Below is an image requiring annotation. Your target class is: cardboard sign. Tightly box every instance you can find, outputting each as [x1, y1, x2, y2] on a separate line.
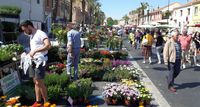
[0, 70, 20, 94]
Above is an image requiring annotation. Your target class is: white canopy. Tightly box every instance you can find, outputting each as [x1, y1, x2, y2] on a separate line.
[137, 24, 155, 28]
[156, 24, 179, 28]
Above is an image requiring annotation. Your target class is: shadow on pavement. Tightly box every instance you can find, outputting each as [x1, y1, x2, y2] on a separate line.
[175, 82, 200, 90]
[194, 66, 200, 71]
[152, 67, 168, 71]
[89, 95, 105, 105]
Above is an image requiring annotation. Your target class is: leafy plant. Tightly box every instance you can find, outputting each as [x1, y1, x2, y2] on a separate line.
[14, 84, 35, 101]
[67, 82, 79, 99]
[0, 6, 21, 15]
[44, 73, 70, 89]
[77, 78, 93, 99]
[106, 36, 122, 51]
[51, 23, 67, 45]
[47, 85, 62, 101]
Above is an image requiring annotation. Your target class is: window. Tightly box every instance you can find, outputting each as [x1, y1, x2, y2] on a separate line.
[180, 10, 183, 16]
[188, 8, 190, 15]
[37, 0, 40, 4]
[194, 7, 198, 16]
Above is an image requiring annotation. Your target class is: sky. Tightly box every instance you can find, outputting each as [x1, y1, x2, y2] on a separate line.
[99, 0, 189, 20]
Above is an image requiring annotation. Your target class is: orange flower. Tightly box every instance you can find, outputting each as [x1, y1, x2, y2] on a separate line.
[44, 102, 51, 107]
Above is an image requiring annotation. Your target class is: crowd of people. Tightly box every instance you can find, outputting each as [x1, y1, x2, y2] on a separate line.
[126, 26, 200, 92]
[127, 27, 200, 67]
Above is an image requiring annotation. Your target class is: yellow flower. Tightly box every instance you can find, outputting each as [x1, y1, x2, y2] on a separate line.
[44, 102, 51, 107]
[50, 104, 56, 107]
[1, 95, 7, 99]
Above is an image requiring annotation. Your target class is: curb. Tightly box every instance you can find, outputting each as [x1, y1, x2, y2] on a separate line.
[128, 52, 171, 107]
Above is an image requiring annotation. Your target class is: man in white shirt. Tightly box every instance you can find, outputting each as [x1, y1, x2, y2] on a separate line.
[20, 20, 51, 106]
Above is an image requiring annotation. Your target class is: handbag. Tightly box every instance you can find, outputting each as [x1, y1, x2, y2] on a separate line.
[142, 37, 148, 45]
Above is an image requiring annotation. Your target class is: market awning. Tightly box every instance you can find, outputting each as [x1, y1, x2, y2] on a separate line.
[137, 24, 155, 28]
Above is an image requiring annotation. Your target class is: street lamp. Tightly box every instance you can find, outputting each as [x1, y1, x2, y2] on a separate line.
[167, 0, 170, 24]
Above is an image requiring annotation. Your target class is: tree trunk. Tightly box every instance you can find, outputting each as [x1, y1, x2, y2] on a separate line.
[82, 0, 86, 25]
[52, 0, 59, 23]
[69, 0, 73, 22]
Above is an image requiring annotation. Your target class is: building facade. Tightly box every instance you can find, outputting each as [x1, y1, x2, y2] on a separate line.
[192, 0, 200, 24]
[172, 2, 193, 30]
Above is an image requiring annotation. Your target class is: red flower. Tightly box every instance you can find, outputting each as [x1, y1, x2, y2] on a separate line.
[100, 50, 110, 55]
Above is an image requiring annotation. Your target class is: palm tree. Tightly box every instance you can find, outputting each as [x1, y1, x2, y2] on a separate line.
[81, 0, 86, 25]
[87, 0, 96, 24]
[69, 0, 74, 22]
[123, 15, 130, 25]
[140, 2, 149, 15]
[52, 0, 59, 23]
[136, 2, 149, 25]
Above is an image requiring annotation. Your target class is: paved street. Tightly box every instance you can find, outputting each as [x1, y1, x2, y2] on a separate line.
[124, 39, 200, 107]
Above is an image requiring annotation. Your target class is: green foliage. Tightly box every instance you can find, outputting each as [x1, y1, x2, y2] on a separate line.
[67, 82, 79, 99]
[47, 46, 60, 62]
[162, 10, 171, 19]
[47, 85, 62, 101]
[14, 83, 35, 101]
[44, 73, 69, 89]
[113, 20, 118, 25]
[0, 6, 21, 15]
[47, 46, 67, 63]
[0, 44, 23, 61]
[77, 78, 93, 98]
[111, 50, 128, 60]
[106, 36, 122, 51]
[0, 48, 13, 61]
[67, 78, 93, 99]
[102, 67, 132, 82]
[106, 17, 114, 26]
[122, 15, 130, 24]
[51, 23, 67, 44]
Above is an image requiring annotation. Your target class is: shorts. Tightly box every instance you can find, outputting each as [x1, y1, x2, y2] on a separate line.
[181, 50, 189, 61]
[142, 45, 152, 57]
[28, 62, 45, 79]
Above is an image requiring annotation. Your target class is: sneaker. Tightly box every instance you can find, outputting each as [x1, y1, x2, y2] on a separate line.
[168, 87, 177, 92]
[142, 60, 146, 64]
[157, 61, 161, 64]
[182, 64, 186, 69]
[32, 102, 42, 107]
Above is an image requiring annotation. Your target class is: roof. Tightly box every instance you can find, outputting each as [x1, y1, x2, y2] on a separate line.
[173, 2, 193, 10]
[151, 2, 181, 13]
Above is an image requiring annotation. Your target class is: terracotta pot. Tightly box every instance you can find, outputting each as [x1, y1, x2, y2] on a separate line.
[124, 99, 131, 106]
[78, 97, 84, 103]
[105, 97, 112, 105]
[73, 99, 78, 105]
[112, 98, 118, 105]
[84, 98, 90, 105]
[139, 100, 144, 107]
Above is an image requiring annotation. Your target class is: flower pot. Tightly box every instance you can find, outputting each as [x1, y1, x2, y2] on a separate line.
[112, 98, 118, 105]
[124, 99, 131, 106]
[84, 98, 90, 105]
[105, 97, 112, 105]
[139, 100, 144, 107]
[73, 99, 78, 105]
[78, 97, 84, 104]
